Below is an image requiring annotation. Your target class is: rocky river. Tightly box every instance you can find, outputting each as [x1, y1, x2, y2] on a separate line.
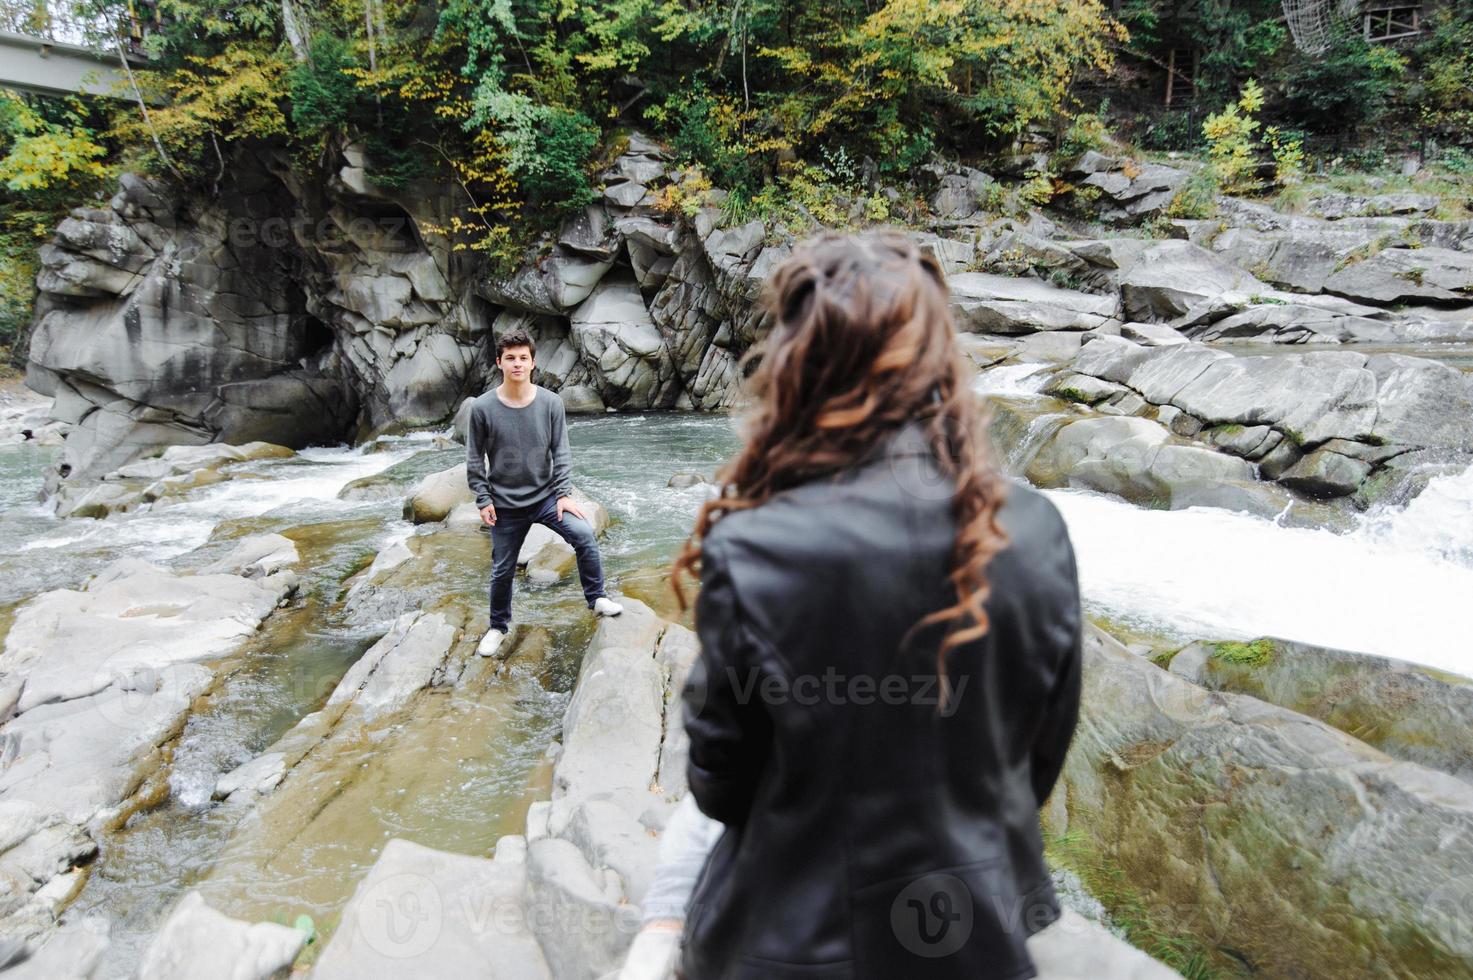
[2, 133, 1473, 978]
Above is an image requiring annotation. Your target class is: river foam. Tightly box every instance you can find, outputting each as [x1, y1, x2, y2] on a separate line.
[1051, 476, 1473, 677]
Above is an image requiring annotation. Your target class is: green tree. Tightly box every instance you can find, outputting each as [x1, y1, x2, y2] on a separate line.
[1407, 3, 1473, 139]
[1280, 34, 1405, 135]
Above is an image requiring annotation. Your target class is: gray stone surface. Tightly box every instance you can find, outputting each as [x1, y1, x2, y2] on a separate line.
[403, 463, 474, 524]
[136, 890, 305, 980]
[1366, 353, 1473, 450]
[948, 273, 1119, 334]
[2, 559, 295, 714]
[1050, 625, 1473, 979]
[324, 611, 462, 722]
[1277, 446, 1373, 498]
[569, 276, 674, 409]
[26, 175, 358, 479]
[1064, 335, 1473, 500]
[1065, 153, 1189, 223]
[0, 916, 109, 979]
[308, 838, 548, 980]
[200, 534, 300, 578]
[1115, 242, 1268, 321]
[1169, 637, 1473, 785]
[1324, 246, 1473, 306]
[1026, 416, 1255, 508]
[1073, 337, 1373, 446]
[0, 559, 295, 941]
[303, 601, 693, 980]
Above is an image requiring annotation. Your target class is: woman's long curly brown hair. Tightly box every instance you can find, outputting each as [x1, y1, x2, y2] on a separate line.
[669, 229, 1010, 712]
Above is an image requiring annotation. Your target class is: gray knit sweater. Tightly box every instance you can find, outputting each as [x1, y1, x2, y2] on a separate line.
[465, 385, 574, 509]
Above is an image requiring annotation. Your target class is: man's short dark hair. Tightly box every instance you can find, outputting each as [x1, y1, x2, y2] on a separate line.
[496, 329, 535, 360]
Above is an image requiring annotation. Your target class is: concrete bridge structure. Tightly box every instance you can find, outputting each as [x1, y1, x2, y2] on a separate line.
[0, 28, 145, 99]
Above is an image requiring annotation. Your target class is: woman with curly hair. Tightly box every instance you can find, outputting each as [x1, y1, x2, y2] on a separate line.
[665, 229, 1084, 980]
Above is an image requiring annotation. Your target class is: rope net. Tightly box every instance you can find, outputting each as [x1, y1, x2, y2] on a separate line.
[1282, 0, 1363, 54]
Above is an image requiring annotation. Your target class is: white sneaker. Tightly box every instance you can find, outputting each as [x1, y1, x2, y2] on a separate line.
[593, 596, 624, 617]
[477, 628, 508, 657]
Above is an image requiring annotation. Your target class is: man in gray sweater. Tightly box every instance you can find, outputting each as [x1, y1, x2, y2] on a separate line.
[466, 329, 622, 657]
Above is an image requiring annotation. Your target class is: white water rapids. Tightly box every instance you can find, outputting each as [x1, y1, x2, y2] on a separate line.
[1051, 467, 1473, 673]
[967, 361, 1472, 675]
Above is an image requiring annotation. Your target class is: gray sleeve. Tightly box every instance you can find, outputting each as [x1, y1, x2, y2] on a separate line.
[641, 795, 725, 924]
[548, 395, 573, 499]
[466, 402, 493, 508]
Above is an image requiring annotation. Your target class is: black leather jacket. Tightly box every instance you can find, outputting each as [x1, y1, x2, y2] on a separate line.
[680, 419, 1083, 980]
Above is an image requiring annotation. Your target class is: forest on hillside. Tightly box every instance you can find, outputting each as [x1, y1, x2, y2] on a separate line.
[1, 0, 1470, 360]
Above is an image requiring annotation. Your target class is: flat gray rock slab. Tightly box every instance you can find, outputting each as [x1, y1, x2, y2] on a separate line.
[3, 559, 295, 712]
[309, 838, 548, 980]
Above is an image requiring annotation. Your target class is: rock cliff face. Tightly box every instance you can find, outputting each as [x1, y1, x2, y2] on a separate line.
[24, 135, 1473, 518]
[25, 169, 357, 479]
[24, 135, 784, 484]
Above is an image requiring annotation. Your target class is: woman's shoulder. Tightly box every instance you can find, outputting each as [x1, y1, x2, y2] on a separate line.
[998, 481, 1067, 534]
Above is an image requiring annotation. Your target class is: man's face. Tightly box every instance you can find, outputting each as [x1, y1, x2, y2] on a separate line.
[498, 345, 534, 381]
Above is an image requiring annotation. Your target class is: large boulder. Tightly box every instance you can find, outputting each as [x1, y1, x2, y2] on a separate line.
[1115, 241, 1268, 321]
[1323, 247, 1473, 306]
[308, 838, 547, 979]
[1277, 445, 1373, 498]
[25, 175, 358, 479]
[928, 166, 999, 219]
[1305, 191, 1441, 220]
[1054, 625, 1473, 978]
[570, 275, 676, 409]
[1025, 415, 1255, 508]
[1065, 336, 1473, 502]
[1066, 152, 1189, 223]
[1365, 352, 1473, 450]
[1185, 300, 1399, 344]
[1168, 637, 1473, 784]
[947, 273, 1119, 334]
[380, 332, 477, 425]
[1073, 337, 1379, 447]
[135, 891, 304, 980]
[403, 463, 474, 524]
[199, 533, 300, 578]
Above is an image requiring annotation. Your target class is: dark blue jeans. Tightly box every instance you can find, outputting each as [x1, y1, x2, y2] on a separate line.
[487, 492, 606, 632]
